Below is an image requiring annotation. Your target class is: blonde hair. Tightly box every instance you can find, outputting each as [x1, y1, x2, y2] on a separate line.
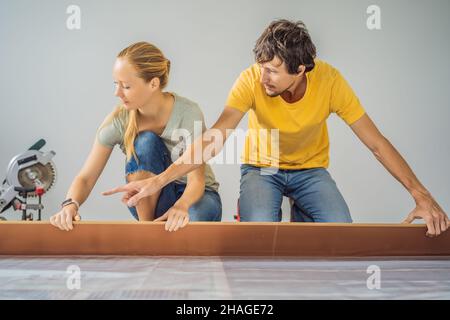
[100, 42, 171, 161]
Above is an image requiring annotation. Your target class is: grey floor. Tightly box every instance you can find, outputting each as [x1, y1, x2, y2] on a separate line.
[0, 256, 449, 299]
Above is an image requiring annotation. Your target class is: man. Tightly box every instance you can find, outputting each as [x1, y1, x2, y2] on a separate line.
[103, 19, 448, 236]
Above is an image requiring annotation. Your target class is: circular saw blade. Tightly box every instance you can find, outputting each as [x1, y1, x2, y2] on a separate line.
[17, 162, 56, 196]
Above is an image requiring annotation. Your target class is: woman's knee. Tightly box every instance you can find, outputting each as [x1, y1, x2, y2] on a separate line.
[134, 131, 164, 158]
[188, 192, 222, 221]
[126, 131, 169, 174]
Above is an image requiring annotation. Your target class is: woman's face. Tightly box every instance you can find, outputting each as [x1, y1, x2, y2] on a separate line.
[112, 58, 155, 110]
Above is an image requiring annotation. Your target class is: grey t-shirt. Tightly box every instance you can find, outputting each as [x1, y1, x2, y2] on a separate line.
[97, 93, 219, 192]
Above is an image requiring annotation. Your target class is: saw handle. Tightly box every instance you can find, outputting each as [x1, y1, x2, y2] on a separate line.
[14, 186, 37, 194]
[28, 139, 46, 151]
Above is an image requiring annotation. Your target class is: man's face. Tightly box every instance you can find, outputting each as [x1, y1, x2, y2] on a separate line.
[259, 56, 299, 97]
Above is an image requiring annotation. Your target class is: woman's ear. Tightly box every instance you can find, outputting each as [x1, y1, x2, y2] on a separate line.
[149, 77, 160, 89]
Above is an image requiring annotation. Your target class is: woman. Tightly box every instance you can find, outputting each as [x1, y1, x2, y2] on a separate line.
[50, 42, 221, 232]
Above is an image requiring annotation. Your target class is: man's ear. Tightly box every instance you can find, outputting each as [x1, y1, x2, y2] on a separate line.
[297, 65, 306, 75]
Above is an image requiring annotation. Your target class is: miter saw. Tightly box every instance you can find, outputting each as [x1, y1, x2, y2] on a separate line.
[0, 139, 56, 221]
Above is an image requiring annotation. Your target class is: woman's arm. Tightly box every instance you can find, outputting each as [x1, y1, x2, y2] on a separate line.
[155, 165, 206, 232]
[66, 140, 113, 205]
[50, 140, 113, 231]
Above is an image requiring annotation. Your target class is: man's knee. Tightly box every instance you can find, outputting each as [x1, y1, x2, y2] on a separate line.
[238, 197, 282, 222]
[313, 199, 353, 223]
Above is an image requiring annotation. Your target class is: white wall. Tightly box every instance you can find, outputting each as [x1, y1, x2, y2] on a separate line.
[1, 0, 449, 223]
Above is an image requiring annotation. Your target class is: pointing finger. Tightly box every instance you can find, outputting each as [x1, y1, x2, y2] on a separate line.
[102, 185, 127, 196]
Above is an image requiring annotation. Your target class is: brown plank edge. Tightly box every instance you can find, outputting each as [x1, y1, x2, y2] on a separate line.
[0, 221, 449, 256]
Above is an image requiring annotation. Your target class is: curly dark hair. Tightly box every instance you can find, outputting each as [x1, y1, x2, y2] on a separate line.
[253, 19, 317, 74]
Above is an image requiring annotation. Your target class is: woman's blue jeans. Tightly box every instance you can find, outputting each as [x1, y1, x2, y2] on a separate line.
[125, 131, 222, 221]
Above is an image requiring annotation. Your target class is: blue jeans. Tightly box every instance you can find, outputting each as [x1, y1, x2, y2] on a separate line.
[125, 131, 222, 221]
[238, 164, 352, 222]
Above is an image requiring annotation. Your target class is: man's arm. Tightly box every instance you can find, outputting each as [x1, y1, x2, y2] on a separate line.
[157, 106, 245, 189]
[174, 165, 206, 210]
[350, 113, 449, 236]
[103, 106, 246, 206]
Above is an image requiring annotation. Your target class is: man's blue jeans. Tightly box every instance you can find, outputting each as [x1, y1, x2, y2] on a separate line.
[125, 131, 222, 221]
[238, 164, 352, 222]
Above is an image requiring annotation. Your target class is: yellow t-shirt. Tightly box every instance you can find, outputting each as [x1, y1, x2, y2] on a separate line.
[226, 59, 366, 170]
